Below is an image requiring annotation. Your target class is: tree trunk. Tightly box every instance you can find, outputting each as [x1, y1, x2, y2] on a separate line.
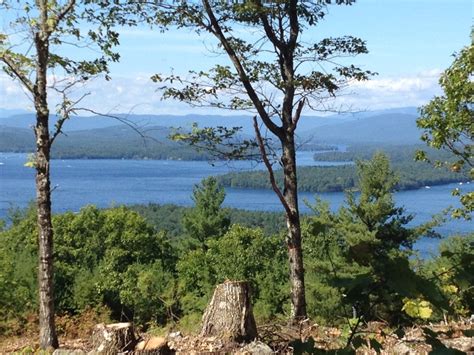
[34, 12, 58, 348]
[91, 322, 137, 354]
[200, 281, 257, 343]
[36, 118, 58, 349]
[282, 136, 307, 321]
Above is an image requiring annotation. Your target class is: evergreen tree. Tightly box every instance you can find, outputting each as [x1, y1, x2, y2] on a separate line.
[304, 153, 444, 324]
[182, 177, 231, 249]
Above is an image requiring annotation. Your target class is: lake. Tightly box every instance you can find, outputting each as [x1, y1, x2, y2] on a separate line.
[1, 152, 472, 255]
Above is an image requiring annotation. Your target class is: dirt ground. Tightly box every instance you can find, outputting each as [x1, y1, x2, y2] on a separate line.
[1, 315, 472, 354]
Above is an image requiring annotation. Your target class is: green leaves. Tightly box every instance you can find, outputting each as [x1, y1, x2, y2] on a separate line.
[0, 205, 177, 326]
[417, 45, 473, 219]
[1, 0, 122, 100]
[402, 298, 433, 320]
[153, 1, 375, 126]
[177, 224, 288, 321]
[23, 153, 37, 168]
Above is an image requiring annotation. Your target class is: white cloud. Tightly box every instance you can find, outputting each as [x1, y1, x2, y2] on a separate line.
[331, 70, 443, 111]
[0, 74, 34, 111]
[0, 70, 444, 115]
[350, 70, 441, 92]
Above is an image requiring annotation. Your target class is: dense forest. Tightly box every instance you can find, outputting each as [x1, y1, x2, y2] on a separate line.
[130, 203, 285, 237]
[217, 146, 471, 192]
[1, 155, 472, 343]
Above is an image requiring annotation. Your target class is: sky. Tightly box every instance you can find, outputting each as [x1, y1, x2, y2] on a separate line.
[0, 0, 472, 115]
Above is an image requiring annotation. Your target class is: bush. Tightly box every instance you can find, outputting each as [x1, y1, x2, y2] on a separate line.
[0, 205, 177, 327]
[419, 234, 474, 319]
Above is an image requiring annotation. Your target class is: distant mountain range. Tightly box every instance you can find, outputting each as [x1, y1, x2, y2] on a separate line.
[0, 124, 215, 160]
[0, 107, 424, 151]
[302, 113, 422, 145]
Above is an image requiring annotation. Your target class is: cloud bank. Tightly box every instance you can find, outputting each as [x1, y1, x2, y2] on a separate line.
[0, 70, 443, 116]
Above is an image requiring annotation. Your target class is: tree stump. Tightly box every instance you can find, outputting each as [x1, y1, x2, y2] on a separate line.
[200, 280, 257, 343]
[91, 322, 137, 354]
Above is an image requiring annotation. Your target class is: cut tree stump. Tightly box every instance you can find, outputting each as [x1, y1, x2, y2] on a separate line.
[200, 280, 257, 343]
[91, 322, 137, 354]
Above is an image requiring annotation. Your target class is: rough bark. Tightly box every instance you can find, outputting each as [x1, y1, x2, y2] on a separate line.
[200, 281, 257, 343]
[36, 115, 58, 350]
[254, 118, 306, 320]
[91, 323, 137, 354]
[282, 136, 306, 321]
[34, 4, 58, 348]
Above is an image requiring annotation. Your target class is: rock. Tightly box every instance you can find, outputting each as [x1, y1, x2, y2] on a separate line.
[135, 336, 175, 354]
[239, 341, 274, 354]
[52, 350, 86, 355]
[392, 341, 412, 354]
[441, 337, 474, 353]
[136, 337, 166, 350]
[167, 331, 182, 340]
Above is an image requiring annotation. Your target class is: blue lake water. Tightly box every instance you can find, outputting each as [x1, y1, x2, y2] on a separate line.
[1, 152, 472, 255]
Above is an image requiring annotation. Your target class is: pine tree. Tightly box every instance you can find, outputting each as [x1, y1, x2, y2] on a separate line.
[182, 177, 231, 249]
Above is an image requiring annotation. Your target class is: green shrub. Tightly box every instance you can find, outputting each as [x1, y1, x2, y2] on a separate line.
[0, 205, 177, 326]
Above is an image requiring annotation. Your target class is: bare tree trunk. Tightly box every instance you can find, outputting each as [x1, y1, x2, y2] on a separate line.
[282, 136, 306, 321]
[34, 11, 58, 348]
[35, 115, 58, 349]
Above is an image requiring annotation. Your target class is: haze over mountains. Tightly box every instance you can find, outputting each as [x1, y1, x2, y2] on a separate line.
[0, 107, 423, 151]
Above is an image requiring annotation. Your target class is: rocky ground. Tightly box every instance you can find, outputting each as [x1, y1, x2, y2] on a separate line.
[1, 318, 472, 354]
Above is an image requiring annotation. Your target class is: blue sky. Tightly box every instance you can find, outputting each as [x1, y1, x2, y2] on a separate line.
[0, 0, 472, 115]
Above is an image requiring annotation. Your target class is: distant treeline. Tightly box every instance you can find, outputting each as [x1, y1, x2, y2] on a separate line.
[131, 203, 285, 237]
[217, 146, 471, 192]
[0, 124, 332, 160]
[0, 125, 213, 160]
[312, 144, 454, 163]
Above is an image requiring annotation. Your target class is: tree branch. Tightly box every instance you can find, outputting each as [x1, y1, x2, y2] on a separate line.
[253, 116, 291, 216]
[288, 0, 299, 51]
[202, 0, 283, 139]
[254, 1, 284, 50]
[290, 97, 305, 133]
[0, 54, 34, 93]
[55, 0, 76, 26]
[72, 108, 147, 140]
[50, 90, 90, 145]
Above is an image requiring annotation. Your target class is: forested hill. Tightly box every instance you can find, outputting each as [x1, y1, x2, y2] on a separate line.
[217, 162, 470, 193]
[0, 125, 213, 160]
[1, 108, 426, 158]
[217, 145, 472, 193]
[302, 113, 422, 145]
